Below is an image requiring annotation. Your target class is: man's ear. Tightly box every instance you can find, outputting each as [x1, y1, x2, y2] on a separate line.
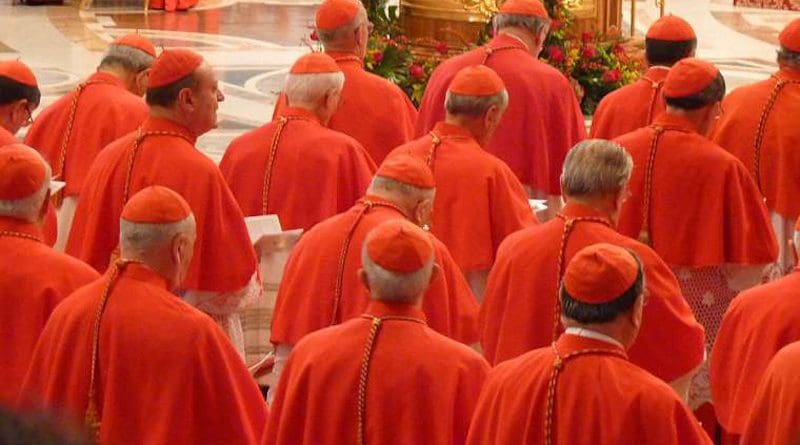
[177, 87, 194, 111]
[428, 263, 441, 286]
[38, 190, 50, 222]
[358, 268, 371, 291]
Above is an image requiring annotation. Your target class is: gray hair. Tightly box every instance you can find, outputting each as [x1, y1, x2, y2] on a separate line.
[369, 175, 435, 201]
[317, 8, 367, 49]
[561, 139, 633, 196]
[119, 215, 196, 254]
[284, 72, 345, 105]
[493, 13, 550, 36]
[100, 44, 155, 73]
[445, 90, 509, 117]
[778, 48, 800, 67]
[361, 245, 434, 303]
[0, 152, 52, 222]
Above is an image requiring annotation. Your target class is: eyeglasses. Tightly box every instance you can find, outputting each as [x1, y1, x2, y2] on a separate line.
[23, 105, 34, 127]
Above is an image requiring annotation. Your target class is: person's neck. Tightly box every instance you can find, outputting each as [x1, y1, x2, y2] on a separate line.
[148, 107, 195, 135]
[119, 252, 176, 290]
[564, 195, 618, 222]
[97, 65, 132, 90]
[563, 322, 628, 349]
[284, 102, 325, 124]
[365, 189, 413, 214]
[443, 115, 486, 145]
[497, 28, 534, 53]
[324, 46, 361, 59]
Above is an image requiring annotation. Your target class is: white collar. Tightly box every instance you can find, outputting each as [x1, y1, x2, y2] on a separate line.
[564, 327, 625, 349]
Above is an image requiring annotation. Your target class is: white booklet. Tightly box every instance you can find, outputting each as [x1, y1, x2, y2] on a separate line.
[49, 180, 66, 195]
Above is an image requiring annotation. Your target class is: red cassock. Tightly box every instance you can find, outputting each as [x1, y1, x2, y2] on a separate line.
[273, 52, 417, 164]
[148, 0, 197, 11]
[25, 71, 148, 199]
[614, 113, 777, 268]
[415, 34, 586, 196]
[711, 269, 800, 439]
[19, 263, 267, 444]
[264, 301, 489, 445]
[0, 217, 98, 406]
[466, 334, 712, 445]
[590, 66, 670, 139]
[386, 121, 537, 273]
[712, 68, 800, 224]
[66, 117, 256, 294]
[220, 106, 376, 231]
[741, 341, 800, 445]
[271, 196, 479, 346]
[0, 130, 57, 246]
[480, 202, 705, 382]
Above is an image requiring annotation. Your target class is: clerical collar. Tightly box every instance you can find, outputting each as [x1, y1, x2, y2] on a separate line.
[278, 107, 321, 125]
[325, 51, 364, 67]
[110, 261, 170, 290]
[651, 113, 700, 134]
[643, 66, 670, 80]
[432, 121, 475, 141]
[564, 327, 624, 349]
[494, 32, 530, 52]
[141, 116, 198, 144]
[0, 215, 44, 240]
[88, 70, 126, 89]
[364, 300, 427, 323]
[560, 202, 613, 223]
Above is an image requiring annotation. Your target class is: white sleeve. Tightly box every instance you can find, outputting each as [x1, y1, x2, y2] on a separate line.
[266, 344, 293, 405]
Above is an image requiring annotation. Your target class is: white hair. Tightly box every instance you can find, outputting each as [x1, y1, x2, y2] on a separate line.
[284, 72, 345, 105]
[119, 215, 196, 254]
[100, 44, 155, 73]
[368, 175, 435, 202]
[445, 90, 509, 117]
[361, 245, 434, 303]
[0, 151, 52, 222]
[561, 139, 633, 197]
[493, 13, 550, 36]
[316, 8, 367, 48]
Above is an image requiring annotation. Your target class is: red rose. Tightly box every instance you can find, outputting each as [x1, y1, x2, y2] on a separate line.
[546, 45, 565, 64]
[602, 68, 622, 84]
[409, 64, 425, 80]
[310, 29, 319, 41]
[551, 19, 561, 31]
[612, 44, 625, 56]
[373, 51, 384, 64]
[435, 41, 449, 55]
[581, 44, 597, 59]
[581, 31, 594, 43]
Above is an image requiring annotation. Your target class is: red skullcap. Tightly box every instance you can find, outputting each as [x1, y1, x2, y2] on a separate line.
[121, 186, 192, 224]
[662, 58, 719, 99]
[290, 52, 342, 74]
[780, 18, 800, 52]
[448, 65, 506, 97]
[0, 144, 46, 200]
[365, 219, 434, 273]
[376, 154, 435, 189]
[499, 0, 550, 19]
[563, 243, 640, 304]
[0, 60, 37, 88]
[112, 34, 157, 58]
[148, 49, 204, 89]
[316, 0, 361, 31]
[646, 15, 696, 42]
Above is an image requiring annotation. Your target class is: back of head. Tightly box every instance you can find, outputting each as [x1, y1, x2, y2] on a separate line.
[445, 65, 508, 118]
[493, 0, 550, 39]
[663, 58, 726, 110]
[361, 219, 435, 303]
[561, 139, 632, 198]
[100, 34, 157, 74]
[369, 155, 436, 209]
[284, 52, 345, 108]
[0, 144, 51, 223]
[0, 60, 40, 108]
[145, 49, 204, 108]
[644, 15, 697, 67]
[778, 19, 800, 69]
[560, 243, 644, 326]
[314, 0, 365, 50]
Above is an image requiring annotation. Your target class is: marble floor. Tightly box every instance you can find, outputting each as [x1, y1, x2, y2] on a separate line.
[1, 0, 797, 160]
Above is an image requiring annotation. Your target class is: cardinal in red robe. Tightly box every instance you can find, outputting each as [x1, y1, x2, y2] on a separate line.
[26, 34, 154, 252]
[270, 155, 479, 390]
[467, 244, 711, 445]
[481, 139, 705, 399]
[0, 145, 98, 407]
[741, 341, 800, 445]
[66, 49, 260, 355]
[614, 58, 777, 424]
[387, 65, 536, 298]
[711, 19, 800, 276]
[0, 60, 57, 246]
[265, 219, 488, 445]
[221, 52, 375, 231]
[590, 15, 696, 139]
[711, 221, 800, 444]
[272, 0, 417, 164]
[20, 186, 266, 444]
[416, 0, 585, 211]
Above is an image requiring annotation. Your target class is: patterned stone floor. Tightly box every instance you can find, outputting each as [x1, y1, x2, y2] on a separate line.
[0, 0, 797, 160]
